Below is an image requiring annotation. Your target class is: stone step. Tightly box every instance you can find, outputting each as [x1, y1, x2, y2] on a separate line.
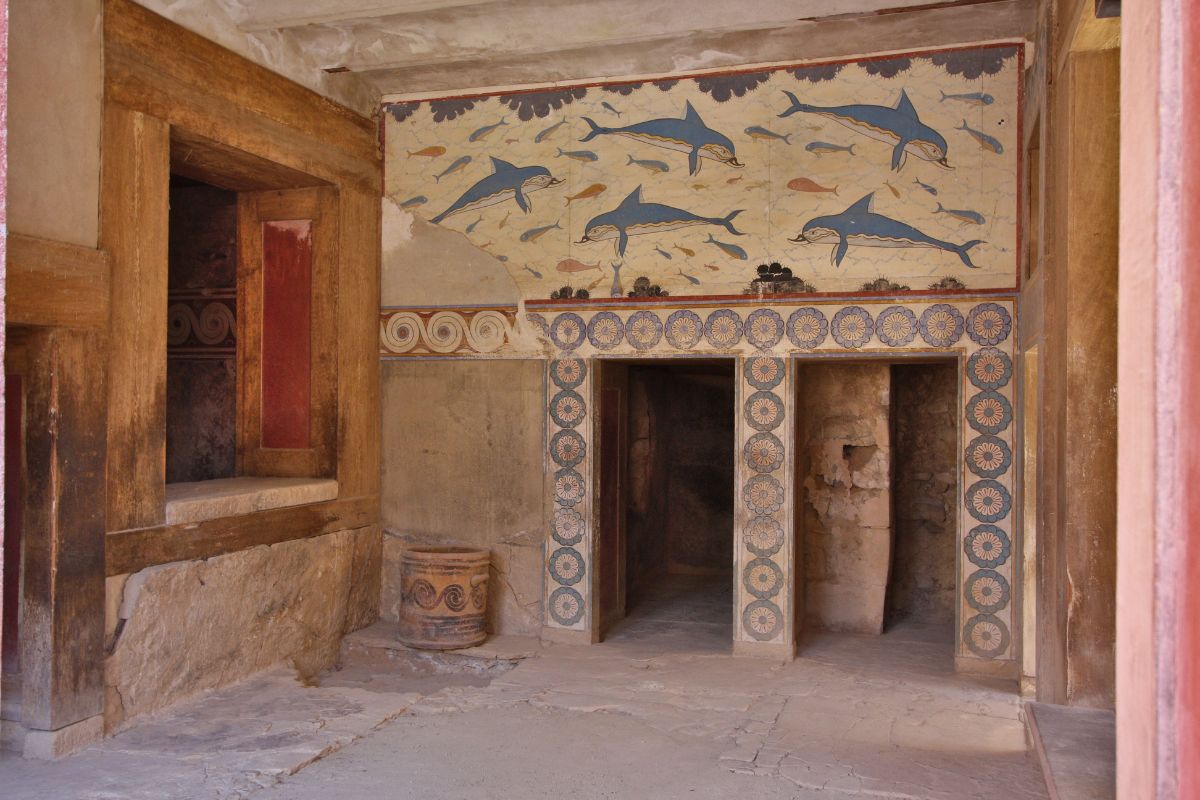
[1025, 700, 1115, 800]
[340, 622, 541, 670]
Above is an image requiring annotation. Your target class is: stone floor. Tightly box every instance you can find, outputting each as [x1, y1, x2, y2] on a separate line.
[0, 576, 1048, 799]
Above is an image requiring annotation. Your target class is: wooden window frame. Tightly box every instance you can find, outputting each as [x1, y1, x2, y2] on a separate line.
[236, 186, 338, 479]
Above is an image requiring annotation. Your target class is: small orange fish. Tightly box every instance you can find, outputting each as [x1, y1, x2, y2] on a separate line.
[885, 180, 901, 199]
[787, 177, 839, 195]
[691, 183, 707, 190]
[557, 258, 601, 273]
[565, 183, 606, 205]
[674, 244, 695, 257]
[586, 274, 607, 290]
[727, 176, 744, 184]
[408, 145, 446, 158]
[499, 211, 511, 229]
[704, 264, 721, 271]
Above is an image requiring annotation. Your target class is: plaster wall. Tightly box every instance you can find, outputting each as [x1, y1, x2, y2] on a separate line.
[8, 0, 103, 247]
[103, 526, 381, 731]
[379, 360, 545, 637]
[798, 363, 892, 635]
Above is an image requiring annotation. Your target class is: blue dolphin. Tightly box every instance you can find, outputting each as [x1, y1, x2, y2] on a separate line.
[790, 193, 983, 268]
[779, 89, 950, 171]
[578, 185, 744, 257]
[430, 157, 563, 224]
[580, 101, 743, 176]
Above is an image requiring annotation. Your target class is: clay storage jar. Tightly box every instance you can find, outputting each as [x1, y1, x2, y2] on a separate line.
[398, 546, 490, 650]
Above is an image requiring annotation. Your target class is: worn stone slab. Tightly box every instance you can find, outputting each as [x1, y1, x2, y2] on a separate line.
[343, 621, 542, 661]
[164, 477, 338, 524]
[1026, 701, 1115, 800]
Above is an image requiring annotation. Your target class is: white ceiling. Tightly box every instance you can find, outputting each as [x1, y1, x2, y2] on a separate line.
[143, 0, 1033, 109]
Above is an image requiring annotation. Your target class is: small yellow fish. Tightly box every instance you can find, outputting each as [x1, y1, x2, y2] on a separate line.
[691, 183, 707, 190]
[885, 181, 901, 199]
[727, 176, 744, 184]
[586, 274, 607, 290]
[499, 211, 511, 229]
[704, 264, 721, 271]
[565, 183, 606, 205]
[674, 244, 695, 257]
[407, 145, 446, 158]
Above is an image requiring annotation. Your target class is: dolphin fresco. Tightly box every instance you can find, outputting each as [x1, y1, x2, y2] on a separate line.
[579, 102, 743, 176]
[578, 186, 744, 257]
[789, 193, 983, 268]
[779, 89, 950, 171]
[430, 157, 563, 224]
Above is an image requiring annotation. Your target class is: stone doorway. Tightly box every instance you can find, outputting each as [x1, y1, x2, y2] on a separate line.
[793, 359, 959, 657]
[596, 360, 735, 651]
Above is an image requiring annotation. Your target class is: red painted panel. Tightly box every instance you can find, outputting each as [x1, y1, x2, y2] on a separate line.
[261, 220, 312, 450]
[1181, 1, 1200, 792]
[2, 376, 22, 674]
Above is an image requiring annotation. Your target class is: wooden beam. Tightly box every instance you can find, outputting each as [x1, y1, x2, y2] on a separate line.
[6, 234, 110, 328]
[104, 0, 378, 191]
[101, 104, 169, 532]
[170, 128, 327, 192]
[20, 328, 107, 731]
[105, 495, 379, 576]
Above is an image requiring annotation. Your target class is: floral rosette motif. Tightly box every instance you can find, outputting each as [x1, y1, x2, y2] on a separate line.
[743, 599, 782, 641]
[549, 312, 586, 351]
[966, 569, 1011, 613]
[553, 468, 585, 507]
[963, 613, 1010, 658]
[550, 430, 586, 468]
[743, 558, 784, 599]
[744, 516, 784, 557]
[552, 507, 585, 546]
[831, 306, 874, 349]
[744, 391, 784, 431]
[918, 303, 965, 347]
[966, 302, 1012, 346]
[965, 435, 1011, 478]
[743, 474, 785, 515]
[549, 586, 584, 626]
[746, 356, 784, 390]
[549, 546, 585, 586]
[787, 307, 829, 349]
[966, 479, 1012, 523]
[704, 309, 744, 349]
[586, 311, 624, 350]
[967, 347, 1012, 390]
[550, 389, 586, 429]
[550, 358, 586, 390]
[744, 432, 784, 473]
[665, 309, 703, 350]
[967, 390, 1012, 434]
[625, 310, 664, 351]
[745, 309, 785, 350]
[964, 524, 1012, 568]
[875, 306, 918, 347]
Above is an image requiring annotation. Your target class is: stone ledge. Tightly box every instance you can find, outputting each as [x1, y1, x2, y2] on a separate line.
[1025, 701, 1115, 800]
[164, 477, 338, 525]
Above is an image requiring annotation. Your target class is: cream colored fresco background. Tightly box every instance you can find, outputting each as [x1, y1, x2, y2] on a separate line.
[384, 46, 1019, 299]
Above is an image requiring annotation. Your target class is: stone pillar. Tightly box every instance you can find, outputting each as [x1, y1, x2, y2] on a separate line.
[733, 356, 794, 657]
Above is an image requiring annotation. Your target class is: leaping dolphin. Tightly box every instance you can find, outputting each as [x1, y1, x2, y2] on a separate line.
[580, 102, 743, 176]
[430, 157, 563, 224]
[790, 193, 983, 268]
[779, 89, 950, 171]
[578, 186, 744, 257]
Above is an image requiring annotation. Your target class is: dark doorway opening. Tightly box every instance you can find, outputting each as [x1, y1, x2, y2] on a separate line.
[794, 359, 958, 654]
[165, 176, 238, 484]
[886, 362, 959, 639]
[597, 360, 735, 652]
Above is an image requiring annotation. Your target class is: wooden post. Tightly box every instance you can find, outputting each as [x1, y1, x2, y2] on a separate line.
[100, 103, 169, 532]
[20, 327, 107, 730]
